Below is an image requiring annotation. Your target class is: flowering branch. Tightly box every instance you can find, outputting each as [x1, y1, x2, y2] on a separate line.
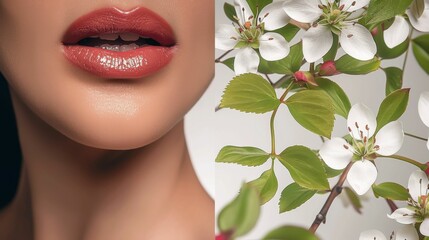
[309, 162, 353, 233]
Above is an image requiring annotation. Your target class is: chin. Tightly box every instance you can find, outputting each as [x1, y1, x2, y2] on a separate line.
[47, 101, 182, 150]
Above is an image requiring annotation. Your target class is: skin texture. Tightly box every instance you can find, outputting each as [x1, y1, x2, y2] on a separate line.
[0, 0, 214, 239]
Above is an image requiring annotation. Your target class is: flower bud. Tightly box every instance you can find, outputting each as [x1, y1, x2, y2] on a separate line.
[293, 71, 317, 86]
[319, 61, 339, 76]
[216, 233, 229, 240]
[371, 26, 379, 36]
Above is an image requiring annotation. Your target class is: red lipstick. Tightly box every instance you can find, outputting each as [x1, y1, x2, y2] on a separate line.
[62, 7, 176, 79]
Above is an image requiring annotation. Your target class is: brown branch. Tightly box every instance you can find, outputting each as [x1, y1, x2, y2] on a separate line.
[215, 49, 233, 63]
[385, 199, 398, 213]
[309, 162, 354, 233]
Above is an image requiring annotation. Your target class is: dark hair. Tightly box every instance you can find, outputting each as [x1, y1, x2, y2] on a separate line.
[0, 72, 22, 209]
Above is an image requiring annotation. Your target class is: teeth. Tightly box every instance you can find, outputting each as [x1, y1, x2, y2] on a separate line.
[120, 33, 140, 41]
[119, 43, 139, 51]
[99, 43, 139, 52]
[99, 33, 119, 41]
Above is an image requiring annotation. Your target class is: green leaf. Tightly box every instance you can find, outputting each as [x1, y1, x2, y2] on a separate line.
[374, 25, 409, 59]
[383, 67, 403, 96]
[285, 90, 335, 138]
[335, 54, 380, 75]
[218, 185, 261, 238]
[344, 187, 363, 214]
[220, 73, 280, 113]
[262, 226, 320, 240]
[215, 146, 270, 166]
[221, 57, 235, 71]
[376, 88, 410, 131]
[412, 34, 429, 74]
[312, 78, 351, 118]
[247, 0, 273, 16]
[322, 160, 343, 178]
[363, 0, 413, 25]
[323, 35, 339, 61]
[272, 24, 301, 42]
[372, 182, 409, 201]
[224, 3, 237, 23]
[278, 146, 330, 191]
[279, 183, 316, 213]
[248, 168, 278, 204]
[258, 43, 304, 74]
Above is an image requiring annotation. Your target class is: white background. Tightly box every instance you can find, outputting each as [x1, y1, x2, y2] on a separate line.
[185, 1, 429, 239]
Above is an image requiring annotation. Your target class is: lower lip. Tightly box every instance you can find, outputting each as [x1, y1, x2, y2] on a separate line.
[63, 45, 175, 79]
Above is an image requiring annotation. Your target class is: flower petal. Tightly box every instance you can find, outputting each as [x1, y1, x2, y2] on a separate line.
[408, 9, 429, 32]
[359, 230, 386, 240]
[283, 0, 323, 23]
[340, 24, 377, 61]
[215, 24, 240, 51]
[408, 170, 429, 203]
[420, 218, 429, 236]
[259, 2, 291, 31]
[418, 91, 429, 127]
[388, 208, 417, 224]
[384, 16, 410, 49]
[302, 25, 333, 62]
[396, 224, 419, 240]
[347, 103, 377, 140]
[259, 32, 290, 61]
[347, 160, 377, 195]
[375, 121, 404, 156]
[234, 47, 260, 75]
[319, 137, 353, 170]
[340, 0, 370, 12]
[234, 0, 253, 23]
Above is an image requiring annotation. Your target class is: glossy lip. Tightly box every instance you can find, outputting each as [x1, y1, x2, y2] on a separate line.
[62, 7, 176, 79]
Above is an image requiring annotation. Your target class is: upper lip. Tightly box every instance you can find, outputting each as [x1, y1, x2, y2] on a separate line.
[62, 7, 176, 47]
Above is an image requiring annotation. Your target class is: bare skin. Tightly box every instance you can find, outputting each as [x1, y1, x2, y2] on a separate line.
[0, 92, 214, 240]
[0, 0, 214, 239]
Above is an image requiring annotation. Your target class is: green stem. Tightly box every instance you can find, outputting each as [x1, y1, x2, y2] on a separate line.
[270, 82, 294, 155]
[405, 132, 428, 142]
[380, 154, 427, 171]
[401, 29, 413, 77]
[310, 62, 315, 75]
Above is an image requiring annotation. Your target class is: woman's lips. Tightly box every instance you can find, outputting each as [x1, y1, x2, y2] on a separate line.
[62, 7, 176, 79]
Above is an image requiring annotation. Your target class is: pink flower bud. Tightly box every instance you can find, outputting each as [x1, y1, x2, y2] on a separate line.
[371, 26, 379, 36]
[293, 71, 317, 86]
[215, 233, 228, 240]
[319, 61, 339, 76]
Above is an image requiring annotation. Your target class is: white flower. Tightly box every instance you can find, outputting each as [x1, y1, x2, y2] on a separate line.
[215, 0, 291, 75]
[319, 103, 404, 195]
[388, 170, 429, 236]
[418, 91, 429, 150]
[283, 0, 376, 62]
[384, 0, 429, 48]
[408, 0, 429, 32]
[359, 226, 419, 240]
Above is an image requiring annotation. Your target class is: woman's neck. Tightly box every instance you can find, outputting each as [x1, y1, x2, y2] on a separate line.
[0, 92, 213, 240]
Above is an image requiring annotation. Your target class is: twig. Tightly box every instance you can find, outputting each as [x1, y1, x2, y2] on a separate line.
[405, 132, 428, 142]
[215, 50, 233, 63]
[309, 162, 353, 233]
[265, 74, 274, 85]
[385, 199, 398, 213]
